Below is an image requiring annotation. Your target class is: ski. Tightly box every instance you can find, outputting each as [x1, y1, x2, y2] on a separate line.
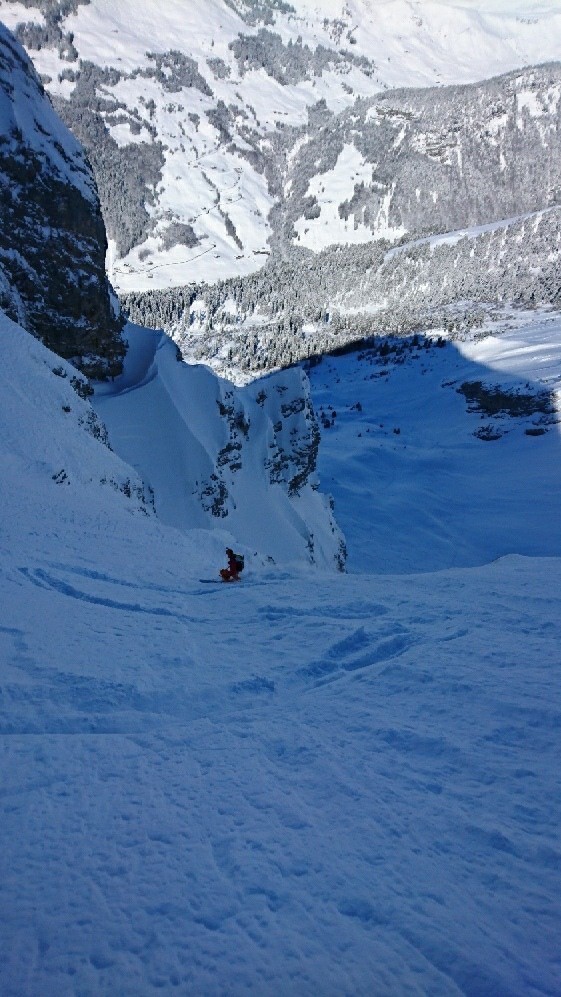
[197, 578, 243, 586]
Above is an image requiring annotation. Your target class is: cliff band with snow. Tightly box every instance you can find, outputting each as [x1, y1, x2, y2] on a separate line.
[0, 23, 125, 378]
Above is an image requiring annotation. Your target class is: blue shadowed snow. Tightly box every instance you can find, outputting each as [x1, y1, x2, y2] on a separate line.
[309, 313, 561, 573]
[1, 309, 561, 995]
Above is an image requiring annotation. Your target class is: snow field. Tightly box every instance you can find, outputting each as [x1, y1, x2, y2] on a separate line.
[1, 307, 561, 993]
[294, 144, 376, 251]
[311, 311, 561, 573]
[1, 536, 560, 994]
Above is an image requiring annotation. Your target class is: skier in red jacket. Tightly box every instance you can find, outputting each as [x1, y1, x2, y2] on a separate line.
[220, 548, 242, 582]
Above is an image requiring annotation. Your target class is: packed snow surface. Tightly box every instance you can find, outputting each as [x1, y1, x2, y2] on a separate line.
[1, 306, 561, 994]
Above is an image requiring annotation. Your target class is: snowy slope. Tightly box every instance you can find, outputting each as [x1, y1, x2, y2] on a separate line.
[4, 0, 561, 290]
[0, 306, 560, 994]
[93, 321, 344, 569]
[0, 173, 560, 990]
[2, 545, 561, 995]
[0, 311, 149, 514]
[311, 308, 561, 572]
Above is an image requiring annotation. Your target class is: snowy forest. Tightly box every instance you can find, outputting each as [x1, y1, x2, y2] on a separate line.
[123, 204, 561, 376]
[111, 59, 561, 377]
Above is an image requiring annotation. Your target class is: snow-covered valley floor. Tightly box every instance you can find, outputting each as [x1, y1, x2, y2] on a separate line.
[1, 312, 561, 995]
[311, 309, 561, 574]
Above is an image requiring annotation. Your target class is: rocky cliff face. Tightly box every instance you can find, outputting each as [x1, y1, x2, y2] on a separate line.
[93, 326, 346, 571]
[0, 24, 125, 378]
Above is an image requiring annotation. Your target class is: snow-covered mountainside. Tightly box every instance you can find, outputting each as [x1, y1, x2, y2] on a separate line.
[94, 321, 345, 570]
[0, 23, 124, 376]
[0, 310, 151, 517]
[1, 301, 561, 996]
[3, 0, 561, 293]
[119, 47, 561, 382]
[0, 17, 341, 568]
[310, 308, 561, 572]
[124, 202, 561, 383]
[7, 0, 561, 384]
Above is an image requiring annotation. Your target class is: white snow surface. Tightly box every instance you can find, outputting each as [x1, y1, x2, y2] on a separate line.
[1, 302, 561, 994]
[94, 321, 343, 569]
[294, 144, 379, 250]
[54, 0, 561, 87]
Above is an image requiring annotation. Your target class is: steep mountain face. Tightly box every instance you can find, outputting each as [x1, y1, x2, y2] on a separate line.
[94, 324, 346, 570]
[0, 23, 124, 378]
[0, 309, 151, 515]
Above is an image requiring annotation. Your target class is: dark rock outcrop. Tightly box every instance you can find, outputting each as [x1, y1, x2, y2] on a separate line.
[0, 24, 125, 378]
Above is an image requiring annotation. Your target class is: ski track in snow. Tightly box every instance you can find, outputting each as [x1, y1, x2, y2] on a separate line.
[2, 542, 561, 994]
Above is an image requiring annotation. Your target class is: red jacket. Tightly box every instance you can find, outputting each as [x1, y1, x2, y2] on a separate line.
[227, 551, 240, 577]
[220, 551, 240, 581]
